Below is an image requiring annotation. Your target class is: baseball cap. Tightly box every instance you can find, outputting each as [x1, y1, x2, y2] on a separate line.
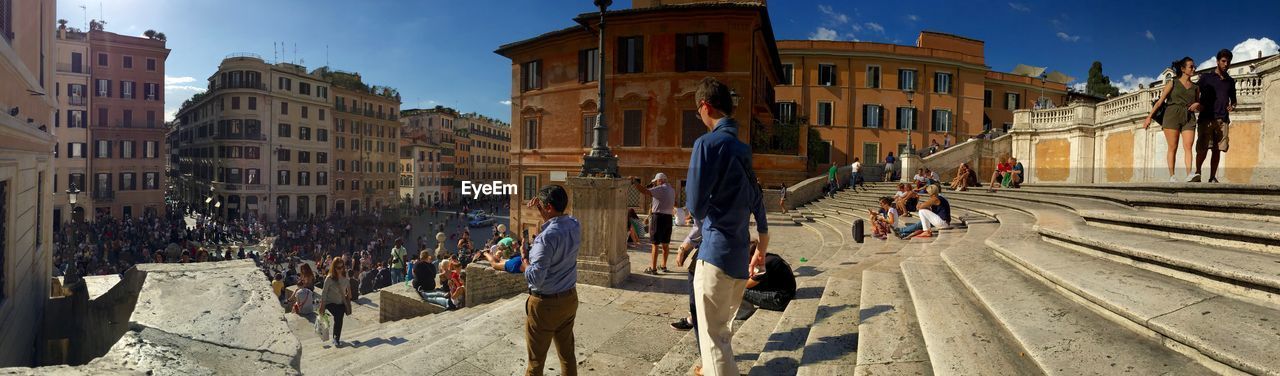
[652, 172, 667, 182]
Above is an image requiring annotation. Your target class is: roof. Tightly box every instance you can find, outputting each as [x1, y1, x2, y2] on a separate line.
[919, 30, 986, 44]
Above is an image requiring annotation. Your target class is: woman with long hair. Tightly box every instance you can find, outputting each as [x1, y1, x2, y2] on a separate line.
[1144, 57, 1202, 182]
[320, 257, 352, 347]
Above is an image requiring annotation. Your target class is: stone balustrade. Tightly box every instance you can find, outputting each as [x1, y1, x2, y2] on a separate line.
[464, 261, 527, 308]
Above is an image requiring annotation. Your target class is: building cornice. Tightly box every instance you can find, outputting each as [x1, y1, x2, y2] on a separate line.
[778, 48, 990, 72]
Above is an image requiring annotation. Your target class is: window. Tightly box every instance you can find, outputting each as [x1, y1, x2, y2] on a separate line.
[121, 141, 135, 159]
[120, 172, 137, 191]
[578, 48, 599, 83]
[67, 142, 87, 158]
[231, 97, 241, 109]
[317, 152, 327, 164]
[817, 102, 833, 126]
[147, 58, 156, 71]
[248, 96, 257, 110]
[317, 172, 327, 186]
[121, 81, 136, 99]
[617, 36, 644, 73]
[246, 146, 260, 159]
[676, 33, 723, 72]
[318, 86, 328, 99]
[524, 118, 538, 149]
[68, 173, 85, 191]
[98, 53, 108, 66]
[582, 114, 595, 147]
[278, 170, 291, 185]
[299, 82, 311, 95]
[147, 111, 156, 128]
[896, 107, 918, 130]
[931, 109, 952, 132]
[122, 110, 133, 127]
[1005, 92, 1021, 110]
[301, 106, 309, 119]
[317, 129, 328, 142]
[298, 171, 310, 186]
[776, 102, 797, 124]
[520, 60, 541, 92]
[144, 83, 160, 101]
[983, 90, 993, 108]
[934, 72, 952, 94]
[621, 110, 643, 146]
[278, 123, 291, 137]
[299, 127, 311, 141]
[277, 148, 291, 162]
[866, 66, 881, 88]
[281, 102, 289, 115]
[96, 140, 111, 158]
[298, 151, 310, 163]
[898, 69, 917, 91]
[818, 64, 837, 86]
[523, 175, 538, 200]
[123, 56, 133, 69]
[863, 104, 884, 128]
[67, 110, 85, 128]
[246, 169, 261, 184]
[319, 109, 325, 121]
[681, 110, 702, 148]
[95, 79, 110, 97]
[781, 64, 794, 85]
[278, 77, 292, 91]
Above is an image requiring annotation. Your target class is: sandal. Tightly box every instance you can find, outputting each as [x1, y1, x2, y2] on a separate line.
[660, 266, 670, 273]
[644, 267, 658, 275]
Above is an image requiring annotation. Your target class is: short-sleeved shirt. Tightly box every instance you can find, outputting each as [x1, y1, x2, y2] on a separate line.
[996, 163, 1012, 173]
[648, 184, 676, 215]
[390, 246, 407, 269]
[1197, 71, 1236, 123]
[828, 165, 837, 180]
[294, 288, 315, 314]
[879, 208, 900, 229]
[851, 162, 861, 173]
[504, 255, 523, 274]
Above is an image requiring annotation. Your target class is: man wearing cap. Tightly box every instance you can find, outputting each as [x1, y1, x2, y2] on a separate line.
[631, 172, 677, 274]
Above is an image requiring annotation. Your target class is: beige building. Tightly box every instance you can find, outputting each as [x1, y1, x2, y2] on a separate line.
[399, 134, 442, 207]
[459, 113, 511, 183]
[0, 0, 58, 366]
[399, 107, 458, 204]
[327, 70, 401, 215]
[173, 56, 333, 220]
[53, 27, 90, 226]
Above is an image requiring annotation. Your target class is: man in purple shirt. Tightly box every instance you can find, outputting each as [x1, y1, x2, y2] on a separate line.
[1194, 49, 1237, 183]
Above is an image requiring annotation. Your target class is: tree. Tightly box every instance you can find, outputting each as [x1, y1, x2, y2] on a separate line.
[144, 29, 156, 39]
[154, 32, 167, 42]
[1085, 61, 1120, 98]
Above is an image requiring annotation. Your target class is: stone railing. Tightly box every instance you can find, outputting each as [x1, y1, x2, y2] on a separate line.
[782, 165, 850, 210]
[921, 134, 1012, 184]
[377, 283, 445, 323]
[1237, 74, 1264, 101]
[464, 261, 527, 308]
[1025, 102, 1097, 130]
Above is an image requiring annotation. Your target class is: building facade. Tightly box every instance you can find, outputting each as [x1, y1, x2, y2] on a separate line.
[328, 70, 401, 215]
[0, 0, 58, 366]
[399, 135, 441, 208]
[776, 32, 1067, 169]
[459, 113, 511, 183]
[52, 26, 90, 227]
[496, 1, 798, 233]
[173, 56, 333, 220]
[399, 107, 458, 205]
[76, 25, 170, 219]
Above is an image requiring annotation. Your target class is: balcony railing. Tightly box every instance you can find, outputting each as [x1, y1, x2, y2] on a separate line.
[364, 109, 375, 117]
[212, 82, 268, 92]
[93, 189, 115, 202]
[67, 96, 87, 106]
[212, 132, 268, 141]
[56, 63, 87, 74]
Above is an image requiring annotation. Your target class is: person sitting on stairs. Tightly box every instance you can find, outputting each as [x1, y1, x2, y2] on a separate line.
[897, 184, 952, 239]
[893, 183, 919, 218]
[735, 241, 797, 320]
[870, 197, 901, 240]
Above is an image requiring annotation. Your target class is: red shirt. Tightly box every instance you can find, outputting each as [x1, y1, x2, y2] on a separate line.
[997, 163, 1012, 173]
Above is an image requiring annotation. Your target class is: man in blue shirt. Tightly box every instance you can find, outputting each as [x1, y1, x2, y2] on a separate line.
[1194, 48, 1237, 183]
[685, 77, 769, 376]
[520, 185, 580, 376]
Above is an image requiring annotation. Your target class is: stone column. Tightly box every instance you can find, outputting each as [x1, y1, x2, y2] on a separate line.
[899, 153, 922, 183]
[565, 176, 631, 287]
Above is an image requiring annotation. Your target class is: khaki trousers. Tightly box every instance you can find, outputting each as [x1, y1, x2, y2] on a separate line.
[525, 290, 578, 376]
[693, 260, 748, 376]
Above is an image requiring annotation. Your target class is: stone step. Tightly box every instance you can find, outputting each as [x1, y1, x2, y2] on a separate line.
[983, 209, 1280, 375]
[988, 186, 1280, 222]
[647, 331, 700, 376]
[746, 277, 826, 376]
[732, 308, 787, 372]
[901, 254, 1041, 375]
[941, 235, 1217, 374]
[359, 296, 532, 375]
[793, 277, 860, 376]
[854, 267, 931, 375]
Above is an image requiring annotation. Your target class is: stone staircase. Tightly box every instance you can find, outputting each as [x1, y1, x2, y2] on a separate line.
[773, 182, 1280, 376]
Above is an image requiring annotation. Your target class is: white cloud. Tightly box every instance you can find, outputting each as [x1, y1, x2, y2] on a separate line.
[499, 100, 512, 106]
[906, 14, 919, 22]
[164, 108, 179, 122]
[1144, 30, 1155, 41]
[1197, 37, 1279, 69]
[809, 27, 840, 41]
[1113, 74, 1159, 93]
[418, 100, 439, 108]
[865, 22, 884, 34]
[1008, 2, 1030, 12]
[1056, 32, 1080, 42]
[165, 85, 205, 92]
[165, 75, 196, 85]
[817, 5, 849, 25]
[850, 23, 863, 32]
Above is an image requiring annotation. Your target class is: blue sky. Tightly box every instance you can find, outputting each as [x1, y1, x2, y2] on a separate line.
[58, 0, 1278, 123]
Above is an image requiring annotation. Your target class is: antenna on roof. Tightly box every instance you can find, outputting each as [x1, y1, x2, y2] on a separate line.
[293, 43, 297, 65]
[273, 42, 278, 64]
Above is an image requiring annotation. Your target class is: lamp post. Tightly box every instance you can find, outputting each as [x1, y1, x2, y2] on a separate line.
[904, 89, 915, 155]
[580, 0, 619, 177]
[66, 187, 81, 222]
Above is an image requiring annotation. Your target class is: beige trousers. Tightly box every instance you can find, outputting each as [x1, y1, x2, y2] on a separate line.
[693, 259, 748, 376]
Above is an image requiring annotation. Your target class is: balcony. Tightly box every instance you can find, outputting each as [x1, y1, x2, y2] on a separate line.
[93, 189, 115, 202]
[364, 109, 375, 117]
[212, 82, 268, 92]
[212, 132, 268, 141]
[67, 96, 87, 106]
[56, 63, 87, 74]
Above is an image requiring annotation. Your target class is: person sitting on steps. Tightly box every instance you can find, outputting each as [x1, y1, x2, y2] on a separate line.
[988, 158, 1013, 192]
[893, 183, 918, 218]
[950, 163, 975, 192]
[897, 184, 952, 239]
[869, 197, 900, 240]
[735, 241, 797, 320]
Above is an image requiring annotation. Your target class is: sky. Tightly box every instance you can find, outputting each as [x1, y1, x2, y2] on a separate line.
[57, 0, 1279, 123]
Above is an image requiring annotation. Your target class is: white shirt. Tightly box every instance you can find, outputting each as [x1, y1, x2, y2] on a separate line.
[851, 161, 861, 173]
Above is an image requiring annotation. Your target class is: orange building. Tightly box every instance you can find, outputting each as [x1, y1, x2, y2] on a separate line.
[495, 1, 801, 232]
[776, 32, 1066, 168]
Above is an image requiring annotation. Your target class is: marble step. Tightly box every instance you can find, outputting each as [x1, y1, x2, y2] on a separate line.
[853, 267, 931, 375]
[941, 243, 1216, 375]
[794, 277, 860, 376]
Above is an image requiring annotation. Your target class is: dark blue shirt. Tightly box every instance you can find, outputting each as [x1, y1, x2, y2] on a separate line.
[686, 118, 768, 280]
[524, 215, 579, 294]
[935, 196, 952, 224]
[1197, 71, 1236, 123]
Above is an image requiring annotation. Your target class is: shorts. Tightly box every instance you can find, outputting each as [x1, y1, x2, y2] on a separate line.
[1196, 118, 1226, 152]
[1161, 109, 1196, 132]
[649, 212, 673, 244]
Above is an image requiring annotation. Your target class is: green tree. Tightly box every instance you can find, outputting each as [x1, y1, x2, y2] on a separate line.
[1085, 61, 1120, 98]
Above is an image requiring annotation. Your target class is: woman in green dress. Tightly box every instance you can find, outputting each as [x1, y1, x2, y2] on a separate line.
[1144, 57, 1201, 182]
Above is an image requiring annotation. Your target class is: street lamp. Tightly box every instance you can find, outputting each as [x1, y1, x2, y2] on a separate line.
[904, 89, 915, 155]
[66, 187, 82, 222]
[581, 0, 619, 177]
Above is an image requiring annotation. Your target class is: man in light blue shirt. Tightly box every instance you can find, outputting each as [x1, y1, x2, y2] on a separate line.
[685, 77, 769, 376]
[520, 185, 579, 376]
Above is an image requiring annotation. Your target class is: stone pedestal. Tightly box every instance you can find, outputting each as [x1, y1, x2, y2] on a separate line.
[900, 153, 923, 183]
[566, 176, 631, 287]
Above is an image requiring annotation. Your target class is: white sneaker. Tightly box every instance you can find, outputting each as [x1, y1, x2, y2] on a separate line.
[1169, 175, 1179, 183]
[1187, 173, 1201, 183]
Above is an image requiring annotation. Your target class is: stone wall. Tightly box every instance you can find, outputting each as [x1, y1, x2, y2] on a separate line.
[464, 262, 527, 308]
[377, 284, 446, 323]
[785, 165, 850, 210]
[1011, 55, 1280, 184]
[920, 135, 1013, 184]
